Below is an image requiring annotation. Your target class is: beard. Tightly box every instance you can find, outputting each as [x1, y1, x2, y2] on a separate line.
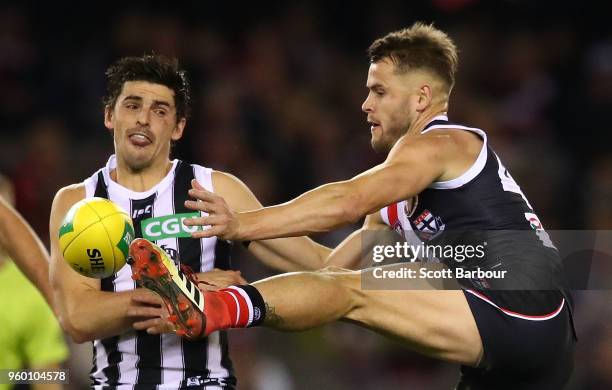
[370, 122, 410, 153]
[371, 136, 391, 153]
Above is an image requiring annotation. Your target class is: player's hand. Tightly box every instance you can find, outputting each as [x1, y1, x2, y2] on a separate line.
[184, 179, 240, 240]
[196, 268, 247, 290]
[127, 289, 176, 335]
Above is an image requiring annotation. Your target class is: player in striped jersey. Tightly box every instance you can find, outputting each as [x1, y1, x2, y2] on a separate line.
[178, 24, 576, 389]
[48, 55, 330, 389]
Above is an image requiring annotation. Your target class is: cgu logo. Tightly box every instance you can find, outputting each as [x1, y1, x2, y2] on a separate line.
[141, 212, 203, 240]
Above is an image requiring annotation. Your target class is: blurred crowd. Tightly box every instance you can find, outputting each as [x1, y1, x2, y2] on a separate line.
[1, 1, 610, 389]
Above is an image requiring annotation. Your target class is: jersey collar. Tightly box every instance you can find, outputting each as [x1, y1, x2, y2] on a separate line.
[422, 114, 449, 132]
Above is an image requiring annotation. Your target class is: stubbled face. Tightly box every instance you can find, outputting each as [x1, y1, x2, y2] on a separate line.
[362, 58, 420, 153]
[104, 81, 185, 172]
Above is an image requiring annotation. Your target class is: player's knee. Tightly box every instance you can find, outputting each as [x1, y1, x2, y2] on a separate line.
[312, 269, 363, 315]
[329, 272, 367, 316]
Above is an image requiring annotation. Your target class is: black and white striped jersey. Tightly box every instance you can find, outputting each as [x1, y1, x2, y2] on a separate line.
[380, 115, 569, 316]
[83, 155, 235, 389]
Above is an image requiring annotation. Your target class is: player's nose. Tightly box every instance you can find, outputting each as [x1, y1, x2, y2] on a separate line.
[362, 94, 373, 113]
[136, 107, 151, 125]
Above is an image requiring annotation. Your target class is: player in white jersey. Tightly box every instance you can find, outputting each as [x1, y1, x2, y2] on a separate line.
[167, 24, 575, 389]
[48, 55, 330, 389]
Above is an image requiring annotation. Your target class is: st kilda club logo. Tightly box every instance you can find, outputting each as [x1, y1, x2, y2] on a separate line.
[411, 208, 446, 241]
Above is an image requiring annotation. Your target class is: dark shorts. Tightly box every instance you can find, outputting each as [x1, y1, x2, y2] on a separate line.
[457, 290, 575, 390]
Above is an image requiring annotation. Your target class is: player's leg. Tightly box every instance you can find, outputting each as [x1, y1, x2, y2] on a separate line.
[128, 239, 481, 365]
[252, 267, 483, 366]
[248, 270, 573, 388]
[129, 239, 573, 387]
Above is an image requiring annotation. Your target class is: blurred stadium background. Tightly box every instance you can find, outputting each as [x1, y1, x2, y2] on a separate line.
[1, 1, 611, 388]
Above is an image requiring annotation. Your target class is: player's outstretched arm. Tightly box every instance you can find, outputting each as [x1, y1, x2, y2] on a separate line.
[185, 135, 448, 241]
[0, 196, 55, 309]
[49, 185, 158, 343]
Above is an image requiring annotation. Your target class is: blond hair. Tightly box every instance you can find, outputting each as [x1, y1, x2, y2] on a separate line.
[368, 22, 459, 92]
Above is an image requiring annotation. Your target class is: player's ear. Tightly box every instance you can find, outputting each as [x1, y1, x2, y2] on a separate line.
[171, 118, 186, 141]
[104, 105, 114, 130]
[416, 84, 433, 112]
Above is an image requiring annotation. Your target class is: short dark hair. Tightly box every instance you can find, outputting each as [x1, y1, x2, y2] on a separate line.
[103, 54, 191, 121]
[368, 22, 458, 92]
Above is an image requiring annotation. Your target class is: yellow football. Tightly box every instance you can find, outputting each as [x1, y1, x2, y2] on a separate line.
[58, 197, 134, 278]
